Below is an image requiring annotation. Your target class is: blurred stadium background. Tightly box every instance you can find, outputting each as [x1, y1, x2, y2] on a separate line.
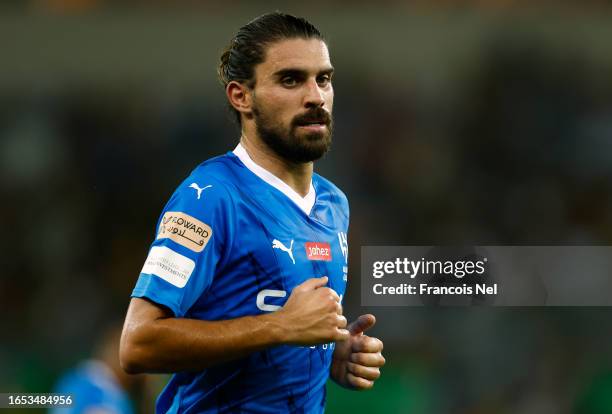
[2, 0, 612, 413]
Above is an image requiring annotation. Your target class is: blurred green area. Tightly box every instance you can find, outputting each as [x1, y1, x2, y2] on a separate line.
[326, 359, 434, 414]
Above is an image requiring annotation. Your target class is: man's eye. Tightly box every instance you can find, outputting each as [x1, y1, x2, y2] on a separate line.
[317, 75, 331, 86]
[281, 77, 297, 86]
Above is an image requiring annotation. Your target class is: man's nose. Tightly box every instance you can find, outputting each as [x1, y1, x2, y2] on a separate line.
[304, 79, 325, 107]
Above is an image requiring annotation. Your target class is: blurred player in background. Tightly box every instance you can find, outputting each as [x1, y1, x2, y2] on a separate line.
[52, 324, 145, 414]
[120, 12, 384, 413]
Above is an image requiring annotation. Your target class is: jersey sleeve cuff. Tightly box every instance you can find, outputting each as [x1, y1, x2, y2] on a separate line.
[131, 274, 182, 317]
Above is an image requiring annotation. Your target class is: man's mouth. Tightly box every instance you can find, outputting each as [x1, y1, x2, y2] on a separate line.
[296, 119, 328, 126]
[294, 108, 331, 126]
[297, 122, 327, 130]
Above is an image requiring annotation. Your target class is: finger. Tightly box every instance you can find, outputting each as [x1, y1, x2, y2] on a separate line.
[337, 314, 347, 329]
[336, 301, 343, 315]
[350, 352, 386, 367]
[334, 328, 350, 342]
[319, 286, 340, 302]
[348, 314, 376, 335]
[297, 276, 328, 292]
[347, 372, 374, 390]
[346, 362, 381, 381]
[351, 336, 383, 353]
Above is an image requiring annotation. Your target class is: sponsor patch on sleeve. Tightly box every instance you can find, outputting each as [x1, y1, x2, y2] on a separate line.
[157, 211, 212, 252]
[141, 246, 195, 288]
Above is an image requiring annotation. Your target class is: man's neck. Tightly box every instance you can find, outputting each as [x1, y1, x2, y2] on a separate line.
[239, 133, 313, 198]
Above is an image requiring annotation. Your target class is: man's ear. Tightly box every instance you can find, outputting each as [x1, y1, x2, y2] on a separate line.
[226, 81, 252, 117]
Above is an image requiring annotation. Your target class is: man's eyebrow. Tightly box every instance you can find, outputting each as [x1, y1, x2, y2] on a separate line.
[272, 67, 335, 78]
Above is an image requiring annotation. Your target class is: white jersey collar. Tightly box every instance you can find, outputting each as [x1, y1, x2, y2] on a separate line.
[233, 143, 316, 215]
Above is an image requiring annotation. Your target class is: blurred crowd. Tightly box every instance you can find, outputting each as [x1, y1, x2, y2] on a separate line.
[7, 0, 612, 14]
[1, 4, 612, 413]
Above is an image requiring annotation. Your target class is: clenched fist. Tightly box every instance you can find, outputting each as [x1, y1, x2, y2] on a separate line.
[273, 276, 349, 345]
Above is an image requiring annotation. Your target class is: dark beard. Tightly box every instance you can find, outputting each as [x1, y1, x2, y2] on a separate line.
[253, 105, 333, 163]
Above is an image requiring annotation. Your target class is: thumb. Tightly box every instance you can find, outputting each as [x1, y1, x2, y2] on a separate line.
[348, 314, 376, 335]
[296, 276, 328, 292]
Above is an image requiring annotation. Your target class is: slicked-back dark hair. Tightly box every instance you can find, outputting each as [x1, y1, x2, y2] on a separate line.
[218, 12, 325, 124]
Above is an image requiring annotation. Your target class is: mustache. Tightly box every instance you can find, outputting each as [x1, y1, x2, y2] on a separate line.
[292, 108, 332, 126]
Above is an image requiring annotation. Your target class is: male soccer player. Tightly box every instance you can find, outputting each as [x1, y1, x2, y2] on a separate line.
[120, 12, 385, 413]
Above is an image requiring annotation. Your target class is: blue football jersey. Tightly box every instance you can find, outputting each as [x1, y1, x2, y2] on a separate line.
[132, 146, 350, 413]
[51, 360, 135, 414]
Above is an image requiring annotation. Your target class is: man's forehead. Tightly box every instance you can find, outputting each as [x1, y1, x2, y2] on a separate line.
[260, 38, 331, 74]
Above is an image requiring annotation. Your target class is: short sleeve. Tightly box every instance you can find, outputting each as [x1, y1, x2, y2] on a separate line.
[131, 175, 233, 317]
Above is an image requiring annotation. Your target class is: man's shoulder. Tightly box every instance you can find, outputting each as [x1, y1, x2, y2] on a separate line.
[190, 152, 239, 184]
[166, 152, 240, 213]
[313, 173, 348, 204]
[313, 173, 349, 219]
[182, 152, 242, 196]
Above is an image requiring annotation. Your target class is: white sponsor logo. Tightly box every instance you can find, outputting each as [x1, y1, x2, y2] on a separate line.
[141, 246, 195, 288]
[272, 239, 295, 264]
[312, 247, 329, 256]
[256, 289, 287, 312]
[308, 342, 334, 350]
[256, 288, 341, 312]
[338, 232, 348, 263]
[189, 183, 213, 200]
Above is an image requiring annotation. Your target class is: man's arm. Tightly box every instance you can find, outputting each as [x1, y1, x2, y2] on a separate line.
[120, 276, 348, 374]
